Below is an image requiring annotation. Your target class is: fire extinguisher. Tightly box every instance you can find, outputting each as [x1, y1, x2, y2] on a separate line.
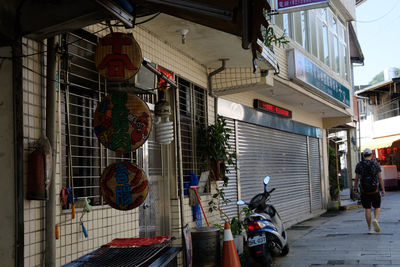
[27, 136, 52, 200]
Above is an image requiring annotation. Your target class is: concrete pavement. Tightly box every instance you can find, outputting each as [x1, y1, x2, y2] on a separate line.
[274, 191, 400, 267]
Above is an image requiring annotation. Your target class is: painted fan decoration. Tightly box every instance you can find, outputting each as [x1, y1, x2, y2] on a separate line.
[100, 161, 149, 211]
[93, 91, 152, 153]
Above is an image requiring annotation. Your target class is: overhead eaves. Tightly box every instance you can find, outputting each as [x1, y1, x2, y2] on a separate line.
[355, 78, 400, 96]
[348, 22, 364, 64]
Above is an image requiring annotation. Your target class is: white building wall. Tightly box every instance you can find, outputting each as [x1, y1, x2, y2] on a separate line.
[373, 117, 400, 138]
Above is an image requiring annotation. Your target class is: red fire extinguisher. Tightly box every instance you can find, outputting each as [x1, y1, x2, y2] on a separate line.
[27, 136, 52, 200]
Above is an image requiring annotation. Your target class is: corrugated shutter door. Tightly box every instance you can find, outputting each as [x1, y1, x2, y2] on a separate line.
[309, 137, 322, 212]
[220, 118, 238, 222]
[237, 121, 311, 224]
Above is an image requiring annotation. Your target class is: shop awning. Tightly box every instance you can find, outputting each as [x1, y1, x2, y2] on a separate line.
[361, 134, 400, 150]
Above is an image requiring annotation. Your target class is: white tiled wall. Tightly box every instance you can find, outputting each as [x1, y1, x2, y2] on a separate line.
[22, 37, 47, 267]
[22, 21, 222, 266]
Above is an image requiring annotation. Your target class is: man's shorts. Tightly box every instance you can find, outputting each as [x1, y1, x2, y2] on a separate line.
[361, 192, 381, 209]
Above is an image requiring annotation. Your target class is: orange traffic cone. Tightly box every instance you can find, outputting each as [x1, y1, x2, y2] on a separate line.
[222, 221, 241, 267]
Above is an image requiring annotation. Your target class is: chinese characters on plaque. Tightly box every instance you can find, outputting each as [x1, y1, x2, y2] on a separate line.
[100, 162, 149, 210]
[94, 33, 151, 211]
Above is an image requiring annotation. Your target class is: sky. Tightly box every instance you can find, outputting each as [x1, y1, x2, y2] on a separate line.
[353, 0, 400, 86]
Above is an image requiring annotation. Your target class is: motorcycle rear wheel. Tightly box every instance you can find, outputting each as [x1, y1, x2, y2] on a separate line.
[280, 244, 289, 256]
[262, 250, 273, 267]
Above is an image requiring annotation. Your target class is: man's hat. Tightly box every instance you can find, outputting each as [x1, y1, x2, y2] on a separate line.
[363, 148, 372, 156]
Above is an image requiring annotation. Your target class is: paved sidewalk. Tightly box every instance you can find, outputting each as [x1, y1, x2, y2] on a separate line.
[274, 191, 400, 267]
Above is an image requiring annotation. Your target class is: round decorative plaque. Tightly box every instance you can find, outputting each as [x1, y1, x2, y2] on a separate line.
[95, 32, 143, 81]
[100, 161, 149, 211]
[93, 92, 152, 152]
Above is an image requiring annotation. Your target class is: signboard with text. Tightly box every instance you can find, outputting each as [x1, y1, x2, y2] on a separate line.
[93, 92, 152, 152]
[100, 161, 149, 210]
[95, 33, 143, 81]
[254, 99, 292, 118]
[275, 0, 329, 13]
[288, 49, 350, 107]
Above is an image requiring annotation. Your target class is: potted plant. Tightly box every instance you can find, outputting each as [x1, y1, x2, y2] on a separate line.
[231, 216, 244, 255]
[198, 115, 237, 185]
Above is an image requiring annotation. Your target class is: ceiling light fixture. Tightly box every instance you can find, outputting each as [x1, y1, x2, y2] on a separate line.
[180, 29, 189, 44]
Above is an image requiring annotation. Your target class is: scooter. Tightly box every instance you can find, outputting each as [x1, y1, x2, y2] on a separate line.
[237, 176, 289, 266]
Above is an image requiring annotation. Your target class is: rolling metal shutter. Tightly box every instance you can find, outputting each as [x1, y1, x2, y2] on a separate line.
[237, 121, 311, 224]
[309, 137, 322, 213]
[220, 119, 238, 222]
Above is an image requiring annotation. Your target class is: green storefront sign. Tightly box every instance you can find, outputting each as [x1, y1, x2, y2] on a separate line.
[288, 49, 350, 107]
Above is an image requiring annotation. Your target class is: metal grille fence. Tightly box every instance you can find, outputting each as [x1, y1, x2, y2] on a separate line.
[177, 77, 207, 190]
[60, 30, 155, 206]
[376, 97, 400, 121]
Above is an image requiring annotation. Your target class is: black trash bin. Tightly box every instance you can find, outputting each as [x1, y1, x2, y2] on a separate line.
[191, 227, 221, 267]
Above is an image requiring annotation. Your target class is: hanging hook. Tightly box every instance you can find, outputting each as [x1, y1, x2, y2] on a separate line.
[106, 20, 114, 33]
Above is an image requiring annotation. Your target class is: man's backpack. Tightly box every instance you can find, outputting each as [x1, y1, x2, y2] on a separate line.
[360, 161, 378, 194]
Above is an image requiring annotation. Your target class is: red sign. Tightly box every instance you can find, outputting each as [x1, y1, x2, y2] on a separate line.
[157, 66, 174, 89]
[95, 33, 143, 81]
[254, 99, 292, 118]
[276, 0, 328, 12]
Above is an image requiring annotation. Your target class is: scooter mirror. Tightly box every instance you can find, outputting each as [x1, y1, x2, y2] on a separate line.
[237, 200, 245, 205]
[263, 176, 270, 185]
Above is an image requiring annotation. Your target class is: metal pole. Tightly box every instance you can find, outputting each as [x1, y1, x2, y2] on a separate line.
[45, 36, 57, 267]
[347, 129, 353, 196]
[335, 140, 341, 207]
[13, 35, 24, 267]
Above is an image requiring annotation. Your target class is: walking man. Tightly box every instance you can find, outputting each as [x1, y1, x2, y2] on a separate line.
[353, 148, 385, 234]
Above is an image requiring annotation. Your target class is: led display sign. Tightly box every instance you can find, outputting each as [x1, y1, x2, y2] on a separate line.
[254, 99, 292, 118]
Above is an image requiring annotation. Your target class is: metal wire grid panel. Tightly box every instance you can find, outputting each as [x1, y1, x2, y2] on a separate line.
[60, 30, 154, 206]
[67, 246, 168, 267]
[376, 96, 400, 121]
[177, 77, 207, 190]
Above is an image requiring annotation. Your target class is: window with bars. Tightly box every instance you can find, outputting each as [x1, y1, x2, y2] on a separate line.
[177, 77, 207, 192]
[61, 30, 155, 207]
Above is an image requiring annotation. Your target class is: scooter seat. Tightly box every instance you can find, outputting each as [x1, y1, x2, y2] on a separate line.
[249, 212, 271, 221]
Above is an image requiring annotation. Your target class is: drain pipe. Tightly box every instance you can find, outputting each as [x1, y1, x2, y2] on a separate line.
[45, 36, 57, 267]
[208, 59, 227, 122]
[13, 36, 24, 267]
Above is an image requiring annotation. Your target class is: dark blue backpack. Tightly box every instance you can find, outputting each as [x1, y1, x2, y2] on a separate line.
[360, 161, 378, 194]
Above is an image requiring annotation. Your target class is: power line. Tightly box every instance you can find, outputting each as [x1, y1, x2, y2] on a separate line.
[356, 0, 400, 23]
[0, 26, 109, 60]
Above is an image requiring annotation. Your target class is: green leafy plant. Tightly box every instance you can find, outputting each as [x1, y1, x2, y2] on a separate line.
[198, 115, 237, 186]
[263, 26, 289, 48]
[262, 11, 289, 49]
[230, 216, 243, 236]
[328, 145, 344, 200]
[198, 116, 238, 221]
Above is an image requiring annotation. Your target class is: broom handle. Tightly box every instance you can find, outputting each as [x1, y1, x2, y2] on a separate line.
[190, 186, 209, 227]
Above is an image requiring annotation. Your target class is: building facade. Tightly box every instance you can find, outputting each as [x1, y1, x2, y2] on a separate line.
[0, 0, 362, 266]
[357, 71, 400, 188]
